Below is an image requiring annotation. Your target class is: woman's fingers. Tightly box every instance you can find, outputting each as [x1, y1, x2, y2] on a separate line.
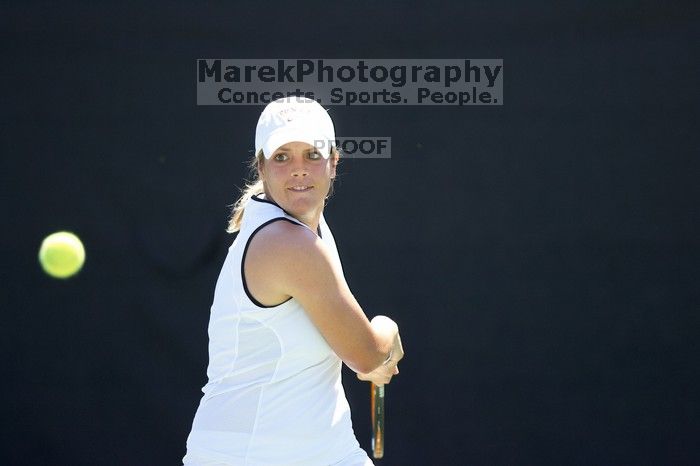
[356, 364, 399, 385]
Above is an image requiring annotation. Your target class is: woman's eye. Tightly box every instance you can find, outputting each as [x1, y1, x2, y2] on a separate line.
[274, 153, 288, 161]
[309, 151, 322, 159]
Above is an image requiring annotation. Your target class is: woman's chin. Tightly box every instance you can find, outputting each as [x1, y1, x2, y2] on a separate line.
[282, 191, 322, 214]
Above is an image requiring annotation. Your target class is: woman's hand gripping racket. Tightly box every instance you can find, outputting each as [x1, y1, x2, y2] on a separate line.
[358, 324, 403, 460]
[358, 357, 398, 459]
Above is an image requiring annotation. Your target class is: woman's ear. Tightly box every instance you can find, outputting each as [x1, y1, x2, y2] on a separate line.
[257, 157, 265, 179]
[329, 150, 339, 179]
[330, 159, 337, 179]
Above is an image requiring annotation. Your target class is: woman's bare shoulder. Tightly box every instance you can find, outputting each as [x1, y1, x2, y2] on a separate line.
[246, 219, 327, 282]
[250, 219, 319, 253]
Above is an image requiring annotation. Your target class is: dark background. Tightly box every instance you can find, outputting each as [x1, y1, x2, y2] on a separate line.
[2, 1, 698, 465]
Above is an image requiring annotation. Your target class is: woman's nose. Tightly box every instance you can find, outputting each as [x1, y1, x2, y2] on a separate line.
[291, 160, 309, 176]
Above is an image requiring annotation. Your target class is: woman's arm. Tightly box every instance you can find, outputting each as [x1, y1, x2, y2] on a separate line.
[246, 221, 402, 375]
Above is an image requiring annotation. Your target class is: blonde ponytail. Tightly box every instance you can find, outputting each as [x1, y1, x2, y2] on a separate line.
[226, 152, 265, 233]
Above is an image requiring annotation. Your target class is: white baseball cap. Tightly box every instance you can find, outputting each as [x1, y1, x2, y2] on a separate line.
[255, 96, 336, 159]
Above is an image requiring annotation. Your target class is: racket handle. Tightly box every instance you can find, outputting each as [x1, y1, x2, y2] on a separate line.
[371, 382, 385, 459]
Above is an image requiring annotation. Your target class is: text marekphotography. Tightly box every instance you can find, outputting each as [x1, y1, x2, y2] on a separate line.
[197, 59, 503, 106]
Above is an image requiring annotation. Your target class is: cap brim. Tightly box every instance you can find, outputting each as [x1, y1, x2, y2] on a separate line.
[263, 127, 333, 159]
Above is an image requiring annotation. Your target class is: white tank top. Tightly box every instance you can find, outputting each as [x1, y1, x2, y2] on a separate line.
[183, 194, 371, 466]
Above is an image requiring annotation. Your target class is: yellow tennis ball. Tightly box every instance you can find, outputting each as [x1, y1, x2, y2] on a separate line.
[38, 231, 86, 279]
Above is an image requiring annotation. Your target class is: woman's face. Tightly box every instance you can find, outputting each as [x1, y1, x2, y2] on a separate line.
[260, 141, 337, 221]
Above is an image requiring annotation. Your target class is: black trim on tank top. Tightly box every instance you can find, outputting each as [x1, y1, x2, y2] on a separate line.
[251, 194, 291, 215]
[241, 217, 308, 308]
[250, 194, 323, 238]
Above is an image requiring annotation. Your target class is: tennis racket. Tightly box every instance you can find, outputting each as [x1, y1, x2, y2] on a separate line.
[371, 382, 385, 459]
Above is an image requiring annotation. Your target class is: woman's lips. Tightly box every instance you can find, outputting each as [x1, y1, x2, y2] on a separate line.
[288, 186, 313, 192]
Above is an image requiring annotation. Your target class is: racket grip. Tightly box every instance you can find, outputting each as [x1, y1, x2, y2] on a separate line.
[371, 383, 385, 459]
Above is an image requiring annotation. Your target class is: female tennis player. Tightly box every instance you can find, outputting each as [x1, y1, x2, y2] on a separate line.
[182, 96, 404, 465]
